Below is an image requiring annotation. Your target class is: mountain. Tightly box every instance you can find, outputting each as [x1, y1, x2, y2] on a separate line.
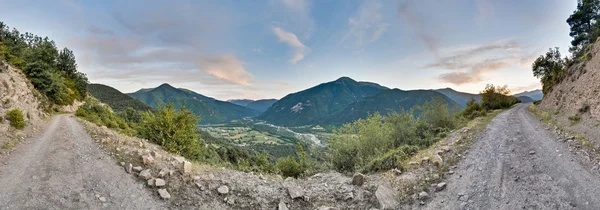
[128, 83, 259, 124]
[517, 96, 534, 103]
[245, 99, 278, 113]
[228, 99, 255, 106]
[434, 88, 481, 108]
[324, 89, 460, 125]
[514, 89, 543, 101]
[87, 84, 153, 112]
[257, 77, 389, 126]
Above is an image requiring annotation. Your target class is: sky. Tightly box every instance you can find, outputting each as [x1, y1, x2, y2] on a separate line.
[0, 0, 576, 100]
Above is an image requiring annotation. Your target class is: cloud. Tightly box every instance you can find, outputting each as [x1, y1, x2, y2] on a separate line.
[421, 40, 527, 85]
[87, 26, 114, 35]
[197, 55, 254, 86]
[272, 27, 309, 64]
[342, 0, 389, 48]
[398, 0, 441, 57]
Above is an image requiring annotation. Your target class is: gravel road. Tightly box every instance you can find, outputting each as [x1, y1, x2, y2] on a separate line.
[0, 114, 166, 209]
[423, 104, 600, 210]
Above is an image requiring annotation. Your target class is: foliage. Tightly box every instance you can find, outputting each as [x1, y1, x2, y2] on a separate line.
[480, 84, 521, 110]
[0, 22, 88, 105]
[532, 48, 567, 94]
[569, 114, 582, 125]
[138, 102, 200, 157]
[76, 98, 135, 134]
[461, 98, 487, 120]
[277, 156, 303, 178]
[328, 98, 458, 173]
[6, 108, 25, 129]
[567, 0, 600, 57]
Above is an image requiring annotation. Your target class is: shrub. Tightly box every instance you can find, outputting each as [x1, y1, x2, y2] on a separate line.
[361, 145, 419, 173]
[461, 98, 487, 120]
[277, 156, 302, 178]
[6, 108, 25, 129]
[138, 102, 201, 158]
[480, 84, 520, 110]
[76, 97, 135, 135]
[569, 114, 581, 125]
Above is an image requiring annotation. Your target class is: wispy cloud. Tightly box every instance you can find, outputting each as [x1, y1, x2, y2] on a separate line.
[272, 27, 309, 64]
[197, 55, 253, 86]
[87, 26, 115, 35]
[341, 0, 389, 49]
[397, 0, 442, 57]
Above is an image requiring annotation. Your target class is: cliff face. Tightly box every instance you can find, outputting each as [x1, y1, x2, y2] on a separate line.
[538, 42, 600, 142]
[0, 60, 49, 133]
[539, 43, 600, 119]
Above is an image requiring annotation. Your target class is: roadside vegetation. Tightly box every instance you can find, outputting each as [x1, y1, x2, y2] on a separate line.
[0, 22, 88, 106]
[328, 86, 520, 174]
[6, 108, 25, 129]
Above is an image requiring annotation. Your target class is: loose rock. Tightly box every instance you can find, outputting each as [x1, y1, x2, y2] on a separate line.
[147, 178, 156, 186]
[99, 197, 107, 202]
[124, 163, 132, 174]
[436, 182, 447, 191]
[139, 169, 152, 180]
[133, 166, 143, 172]
[217, 185, 230, 195]
[142, 155, 154, 165]
[433, 154, 443, 167]
[155, 178, 166, 187]
[182, 161, 192, 174]
[392, 168, 402, 176]
[529, 151, 536, 155]
[418, 191, 429, 200]
[278, 201, 289, 210]
[158, 189, 171, 199]
[375, 185, 399, 209]
[352, 173, 365, 186]
[158, 168, 170, 178]
[287, 185, 304, 199]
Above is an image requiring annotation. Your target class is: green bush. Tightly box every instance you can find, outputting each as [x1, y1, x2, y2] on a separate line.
[480, 84, 520, 110]
[361, 145, 419, 173]
[7, 108, 25, 129]
[568, 114, 581, 125]
[277, 156, 303, 178]
[76, 97, 135, 135]
[461, 98, 487, 120]
[138, 102, 201, 158]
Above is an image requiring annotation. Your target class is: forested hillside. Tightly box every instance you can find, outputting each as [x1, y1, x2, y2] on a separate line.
[87, 83, 152, 112]
[0, 22, 88, 106]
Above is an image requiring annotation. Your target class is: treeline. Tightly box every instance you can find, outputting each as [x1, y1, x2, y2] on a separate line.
[533, 0, 600, 94]
[328, 85, 520, 174]
[0, 22, 88, 105]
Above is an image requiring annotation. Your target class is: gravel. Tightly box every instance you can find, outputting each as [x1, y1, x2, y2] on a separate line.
[0, 114, 165, 209]
[422, 104, 600, 209]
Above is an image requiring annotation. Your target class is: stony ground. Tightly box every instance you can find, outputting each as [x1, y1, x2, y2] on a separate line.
[0, 114, 166, 209]
[418, 104, 600, 210]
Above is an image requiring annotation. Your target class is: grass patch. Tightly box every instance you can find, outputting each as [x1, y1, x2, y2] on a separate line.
[6, 108, 26, 129]
[568, 114, 581, 125]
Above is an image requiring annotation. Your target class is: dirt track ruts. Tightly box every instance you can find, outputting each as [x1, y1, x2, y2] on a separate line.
[0, 114, 166, 209]
[422, 104, 600, 210]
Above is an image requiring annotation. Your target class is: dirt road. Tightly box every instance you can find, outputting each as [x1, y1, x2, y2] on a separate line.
[423, 104, 600, 210]
[0, 114, 165, 209]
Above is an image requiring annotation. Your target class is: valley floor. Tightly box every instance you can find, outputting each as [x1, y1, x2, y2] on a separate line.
[0, 114, 165, 209]
[419, 104, 600, 209]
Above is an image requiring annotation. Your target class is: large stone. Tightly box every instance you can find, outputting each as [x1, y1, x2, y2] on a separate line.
[287, 185, 304, 200]
[375, 185, 399, 210]
[155, 178, 166, 187]
[139, 169, 153, 180]
[124, 163, 132, 174]
[147, 178, 156, 186]
[352, 173, 365, 186]
[142, 155, 154, 165]
[278, 201, 289, 210]
[217, 185, 230, 194]
[158, 189, 171, 199]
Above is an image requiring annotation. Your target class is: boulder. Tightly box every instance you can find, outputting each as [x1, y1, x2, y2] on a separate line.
[182, 161, 192, 174]
[375, 185, 399, 210]
[147, 178, 156, 187]
[139, 169, 152, 180]
[155, 178, 166, 187]
[217, 185, 230, 195]
[278, 201, 289, 210]
[124, 163, 132, 174]
[352, 173, 365, 186]
[287, 185, 304, 200]
[158, 189, 171, 199]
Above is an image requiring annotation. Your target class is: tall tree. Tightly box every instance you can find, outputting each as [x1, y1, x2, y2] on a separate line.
[57, 48, 77, 76]
[567, 0, 600, 55]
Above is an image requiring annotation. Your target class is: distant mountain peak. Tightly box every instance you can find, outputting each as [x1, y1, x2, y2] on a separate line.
[157, 83, 175, 89]
[335, 76, 356, 82]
